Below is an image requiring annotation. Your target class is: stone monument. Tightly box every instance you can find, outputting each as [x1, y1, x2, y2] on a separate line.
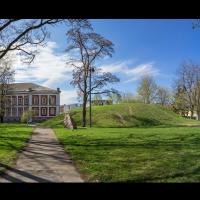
[64, 112, 77, 129]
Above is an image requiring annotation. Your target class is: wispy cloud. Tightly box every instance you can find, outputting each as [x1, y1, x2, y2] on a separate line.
[101, 61, 160, 83]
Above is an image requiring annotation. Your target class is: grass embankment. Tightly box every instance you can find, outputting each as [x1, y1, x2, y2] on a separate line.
[41, 103, 200, 182]
[41, 103, 197, 128]
[0, 123, 32, 173]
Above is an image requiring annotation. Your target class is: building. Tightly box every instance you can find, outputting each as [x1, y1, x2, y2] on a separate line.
[4, 83, 61, 122]
[60, 103, 82, 113]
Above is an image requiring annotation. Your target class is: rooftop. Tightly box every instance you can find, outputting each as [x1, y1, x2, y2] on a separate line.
[7, 83, 60, 94]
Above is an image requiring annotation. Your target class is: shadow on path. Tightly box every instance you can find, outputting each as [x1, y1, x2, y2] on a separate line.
[0, 163, 51, 182]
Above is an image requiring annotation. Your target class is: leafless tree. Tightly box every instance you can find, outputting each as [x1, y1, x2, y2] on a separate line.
[0, 19, 89, 63]
[156, 86, 171, 106]
[0, 57, 15, 123]
[66, 22, 120, 127]
[175, 60, 200, 118]
[137, 75, 157, 104]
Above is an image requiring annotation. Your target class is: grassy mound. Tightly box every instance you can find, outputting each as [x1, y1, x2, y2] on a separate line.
[41, 103, 196, 128]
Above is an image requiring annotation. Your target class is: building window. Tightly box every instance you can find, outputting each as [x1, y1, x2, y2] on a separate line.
[41, 95, 47, 105]
[6, 107, 11, 117]
[49, 95, 56, 105]
[41, 107, 47, 116]
[49, 107, 56, 116]
[18, 107, 23, 116]
[12, 96, 17, 106]
[32, 107, 39, 117]
[18, 96, 23, 106]
[6, 96, 11, 106]
[32, 95, 39, 105]
[12, 107, 17, 117]
[24, 107, 29, 112]
[24, 96, 29, 105]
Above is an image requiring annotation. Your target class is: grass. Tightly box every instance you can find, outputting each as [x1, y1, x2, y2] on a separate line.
[0, 123, 32, 173]
[40, 102, 200, 182]
[54, 126, 200, 182]
[41, 103, 198, 128]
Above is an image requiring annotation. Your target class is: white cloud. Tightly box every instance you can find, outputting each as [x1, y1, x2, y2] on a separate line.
[100, 61, 159, 83]
[12, 41, 73, 88]
[60, 90, 78, 105]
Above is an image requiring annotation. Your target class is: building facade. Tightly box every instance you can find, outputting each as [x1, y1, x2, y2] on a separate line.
[4, 83, 61, 122]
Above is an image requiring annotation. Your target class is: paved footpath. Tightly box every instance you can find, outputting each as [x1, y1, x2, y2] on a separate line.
[0, 127, 84, 182]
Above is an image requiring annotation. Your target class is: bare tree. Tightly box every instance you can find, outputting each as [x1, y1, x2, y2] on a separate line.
[0, 57, 15, 123]
[0, 19, 89, 63]
[175, 60, 200, 118]
[66, 22, 120, 127]
[137, 75, 157, 104]
[156, 86, 171, 106]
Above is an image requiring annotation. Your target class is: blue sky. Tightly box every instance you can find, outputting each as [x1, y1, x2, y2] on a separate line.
[14, 19, 200, 104]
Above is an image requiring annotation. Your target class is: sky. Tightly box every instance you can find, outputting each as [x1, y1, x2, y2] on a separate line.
[13, 19, 200, 105]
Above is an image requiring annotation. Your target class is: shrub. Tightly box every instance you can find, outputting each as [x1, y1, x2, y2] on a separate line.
[21, 110, 33, 123]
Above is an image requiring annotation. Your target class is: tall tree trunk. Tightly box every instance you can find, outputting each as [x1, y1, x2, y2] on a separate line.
[82, 99, 87, 127]
[82, 76, 87, 127]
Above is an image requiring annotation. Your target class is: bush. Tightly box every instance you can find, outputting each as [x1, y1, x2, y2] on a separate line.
[20, 110, 33, 123]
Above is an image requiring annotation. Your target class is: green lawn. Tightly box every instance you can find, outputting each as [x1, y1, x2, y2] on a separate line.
[0, 123, 32, 173]
[54, 126, 200, 182]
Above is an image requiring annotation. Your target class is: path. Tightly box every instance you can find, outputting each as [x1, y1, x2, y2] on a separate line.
[0, 127, 84, 182]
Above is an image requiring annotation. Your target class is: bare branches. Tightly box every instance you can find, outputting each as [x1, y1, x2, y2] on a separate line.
[66, 22, 119, 127]
[174, 60, 200, 119]
[0, 19, 87, 63]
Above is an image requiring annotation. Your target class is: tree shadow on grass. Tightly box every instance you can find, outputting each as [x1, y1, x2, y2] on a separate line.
[121, 165, 200, 183]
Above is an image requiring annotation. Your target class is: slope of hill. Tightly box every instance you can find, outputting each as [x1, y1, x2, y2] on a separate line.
[41, 103, 196, 128]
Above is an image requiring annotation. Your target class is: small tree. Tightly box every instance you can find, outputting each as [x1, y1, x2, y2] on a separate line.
[92, 94, 102, 105]
[0, 57, 14, 123]
[156, 86, 171, 106]
[20, 110, 33, 124]
[137, 75, 157, 104]
[107, 92, 122, 104]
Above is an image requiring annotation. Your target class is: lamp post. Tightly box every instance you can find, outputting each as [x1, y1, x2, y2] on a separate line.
[89, 67, 95, 127]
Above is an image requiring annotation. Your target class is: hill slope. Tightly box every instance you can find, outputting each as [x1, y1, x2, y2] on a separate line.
[41, 103, 196, 127]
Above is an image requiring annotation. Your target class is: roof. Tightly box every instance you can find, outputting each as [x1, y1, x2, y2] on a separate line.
[7, 83, 60, 94]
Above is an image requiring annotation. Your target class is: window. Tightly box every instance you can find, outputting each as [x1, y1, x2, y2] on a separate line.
[18, 96, 23, 106]
[6, 96, 11, 106]
[41, 107, 47, 116]
[49, 107, 56, 116]
[32, 107, 39, 116]
[32, 95, 39, 105]
[49, 95, 56, 105]
[12, 96, 17, 106]
[12, 108, 17, 117]
[18, 107, 23, 116]
[41, 95, 47, 105]
[6, 108, 11, 117]
[24, 107, 29, 112]
[24, 96, 29, 105]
